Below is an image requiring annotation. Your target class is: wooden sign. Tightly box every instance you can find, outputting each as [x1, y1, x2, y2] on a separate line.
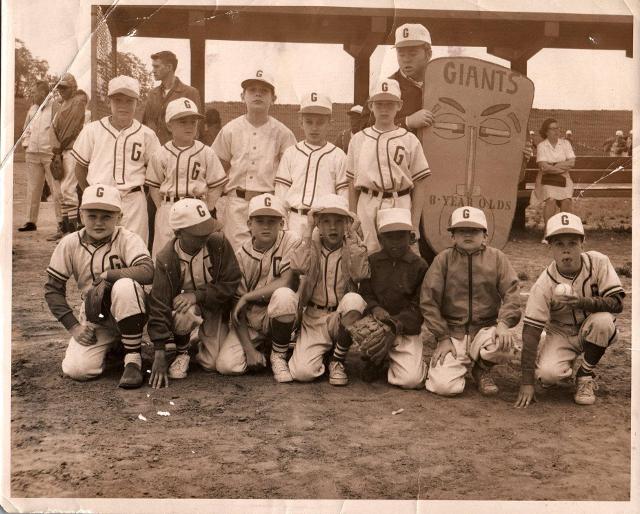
[420, 57, 534, 251]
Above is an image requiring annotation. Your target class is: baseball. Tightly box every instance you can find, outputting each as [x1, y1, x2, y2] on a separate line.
[554, 283, 575, 297]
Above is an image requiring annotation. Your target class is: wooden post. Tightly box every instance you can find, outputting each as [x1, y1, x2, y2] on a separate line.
[90, 6, 98, 120]
[190, 37, 206, 107]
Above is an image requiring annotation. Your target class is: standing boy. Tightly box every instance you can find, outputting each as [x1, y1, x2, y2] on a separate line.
[421, 207, 521, 396]
[44, 184, 153, 388]
[147, 199, 240, 387]
[72, 76, 161, 245]
[145, 97, 227, 256]
[275, 91, 348, 236]
[212, 69, 296, 249]
[334, 104, 363, 152]
[515, 213, 624, 407]
[216, 194, 301, 382]
[345, 79, 430, 255]
[288, 194, 369, 386]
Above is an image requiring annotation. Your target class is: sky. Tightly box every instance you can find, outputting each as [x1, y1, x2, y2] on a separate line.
[8, 0, 636, 109]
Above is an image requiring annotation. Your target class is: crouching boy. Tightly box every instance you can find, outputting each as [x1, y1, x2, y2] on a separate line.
[44, 184, 154, 388]
[288, 194, 369, 385]
[359, 208, 429, 388]
[421, 207, 521, 396]
[515, 212, 624, 407]
[147, 199, 241, 388]
[216, 194, 302, 382]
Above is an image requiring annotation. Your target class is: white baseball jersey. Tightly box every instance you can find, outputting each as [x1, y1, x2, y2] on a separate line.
[145, 140, 228, 198]
[46, 227, 150, 295]
[309, 245, 348, 308]
[175, 240, 216, 291]
[236, 231, 301, 297]
[524, 251, 624, 331]
[212, 115, 296, 193]
[345, 126, 430, 191]
[71, 117, 161, 191]
[274, 141, 348, 209]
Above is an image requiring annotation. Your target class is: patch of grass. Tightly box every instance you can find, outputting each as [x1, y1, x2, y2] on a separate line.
[615, 262, 632, 278]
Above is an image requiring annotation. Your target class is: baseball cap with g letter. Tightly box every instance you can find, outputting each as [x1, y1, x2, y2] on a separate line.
[299, 91, 332, 115]
[377, 208, 413, 233]
[80, 184, 122, 212]
[369, 79, 402, 102]
[170, 199, 215, 236]
[249, 193, 286, 218]
[108, 75, 140, 99]
[312, 194, 353, 218]
[394, 23, 432, 48]
[165, 97, 204, 124]
[241, 69, 275, 91]
[448, 206, 488, 231]
[545, 212, 584, 241]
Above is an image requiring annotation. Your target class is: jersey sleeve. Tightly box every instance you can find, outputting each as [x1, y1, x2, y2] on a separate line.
[121, 230, 152, 267]
[204, 147, 229, 190]
[234, 249, 249, 298]
[280, 232, 302, 274]
[409, 134, 430, 183]
[71, 124, 93, 166]
[344, 135, 358, 182]
[592, 252, 625, 298]
[46, 236, 74, 284]
[145, 148, 165, 189]
[274, 147, 293, 192]
[143, 130, 162, 166]
[522, 273, 553, 330]
[212, 125, 232, 162]
[278, 126, 297, 160]
[334, 148, 349, 194]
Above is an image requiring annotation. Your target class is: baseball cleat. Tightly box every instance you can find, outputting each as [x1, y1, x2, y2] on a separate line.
[472, 365, 499, 396]
[168, 354, 190, 379]
[270, 351, 293, 383]
[574, 375, 598, 405]
[18, 222, 37, 232]
[328, 360, 348, 386]
[118, 362, 143, 389]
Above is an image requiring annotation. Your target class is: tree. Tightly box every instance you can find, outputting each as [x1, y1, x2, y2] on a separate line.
[96, 50, 154, 102]
[15, 38, 54, 97]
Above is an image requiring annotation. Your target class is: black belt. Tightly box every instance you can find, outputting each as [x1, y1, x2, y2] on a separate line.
[308, 302, 337, 312]
[223, 189, 273, 200]
[359, 186, 411, 199]
[129, 186, 142, 193]
[290, 207, 310, 215]
[162, 194, 202, 203]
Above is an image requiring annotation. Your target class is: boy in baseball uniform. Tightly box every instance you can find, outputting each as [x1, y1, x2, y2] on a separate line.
[216, 194, 302, 382]
[212, 69, 297, 249]
[421, 207, 521, 397]
[288, 194, 369, 386]
[44, 184, 153, 388]
[147, 199, 241, 388]
[515, 213, 624, 407]
[145, 97, 227, 257]
[359, 208, 429, 388]
[345, 78, 430, 255]
[72, 76, 161, 245]
[274, 91, 348, 237]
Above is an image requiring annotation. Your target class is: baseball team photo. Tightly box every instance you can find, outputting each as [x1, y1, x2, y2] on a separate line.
[3, 0, 636, 511]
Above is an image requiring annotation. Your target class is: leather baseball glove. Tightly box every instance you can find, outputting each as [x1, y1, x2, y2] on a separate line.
[84, 278, 113, 324]
[50, 153, 64, 180]
[347, 314, 396, 365]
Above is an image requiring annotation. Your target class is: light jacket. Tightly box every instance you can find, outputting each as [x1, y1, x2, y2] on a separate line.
[23, 101, 58, 155]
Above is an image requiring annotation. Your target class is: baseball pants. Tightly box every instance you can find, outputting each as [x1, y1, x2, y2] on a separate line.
[535, 313, 617, 385]
[426, 326, 515, 396]
[24, 152, 62, 224]
[172, 305, 228, 372]
[217, 287, 299, 375]
[218, 195, 252, 250]
[62, 278, 146, 381]
[387, 334, 428, 389]
[120, 189, 149, 246]
[60, 150, 78, 222]
[151, 202, 175, 257]
[357, 192, 411, 255]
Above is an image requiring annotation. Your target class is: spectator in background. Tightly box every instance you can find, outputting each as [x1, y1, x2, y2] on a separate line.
[565, 129, 574, 148]
[603, 130, 628, 157]
[75, 89, 92, 125]
[626, 129, 632, 156]
[334, 105, 363, 152]
[531, 118, 576, 238]
[199, 108, 221, 146]
[18, 80, 64, 239]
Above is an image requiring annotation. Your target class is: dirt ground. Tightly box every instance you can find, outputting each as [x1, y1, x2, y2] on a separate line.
[9, 162, 632, 501]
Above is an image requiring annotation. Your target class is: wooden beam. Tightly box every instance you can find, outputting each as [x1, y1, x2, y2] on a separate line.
[189, 11, 206, 105]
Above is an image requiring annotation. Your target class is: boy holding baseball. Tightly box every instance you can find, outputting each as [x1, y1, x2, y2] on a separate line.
[212, 69, 296, 249]
[359, 208, 429, 388]
[145, 97, 228, 257]
[515, 212, 624, 407]
[274, 91, 348, 237]
[44, 184, 153, 389]
[345, 78, 430, 255]
[215, 194, 302, 382]
[288, 194, 369, 386]
[147, 199, 241, 388]
[421, 206, 521, 397]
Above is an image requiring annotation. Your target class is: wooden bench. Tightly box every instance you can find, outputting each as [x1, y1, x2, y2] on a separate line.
[512, 156, 632, 229]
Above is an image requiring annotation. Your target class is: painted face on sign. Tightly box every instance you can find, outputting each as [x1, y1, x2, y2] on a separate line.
[549, 234, 584, 275]
[248, 215, 283, 250]
[80, 209, 120, 242]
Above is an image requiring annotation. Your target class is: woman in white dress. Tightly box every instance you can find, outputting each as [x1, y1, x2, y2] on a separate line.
[532, 118, 576, 230]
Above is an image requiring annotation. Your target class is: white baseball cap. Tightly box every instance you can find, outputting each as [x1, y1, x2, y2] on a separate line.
[313, 194, 352, 218]
[565, 129, 572, 135]
[348, 105, 363, 115]
[377, 208, 412, 233]
[107, 75, 140, 99]
[394, 23, 432, 48]
[248, 193, 285, 218]
[80, 184, 122, 212]
[448, 206, 488, 231]
[369, 79, 402, 102]
[616, 130, 624, 136]
[169, 199, 215, 236]
[337, 292, 368, 315]
[299, 91, 332, 115]
[165, 97, 204, 124]
[545, 212, 584, 241]
[241, 69, 275, 91]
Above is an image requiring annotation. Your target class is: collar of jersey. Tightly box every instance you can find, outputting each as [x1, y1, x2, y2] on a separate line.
[80, 227, 118, 247]
[168, 140, 197, 153]
[366, 126, 403, 137]
[551, 253, 585, 281]
[320, 239, 342, 255]
[301, 141, 328, 153]
[102, 116, 137, 134]
[247, 231, 283, 257]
